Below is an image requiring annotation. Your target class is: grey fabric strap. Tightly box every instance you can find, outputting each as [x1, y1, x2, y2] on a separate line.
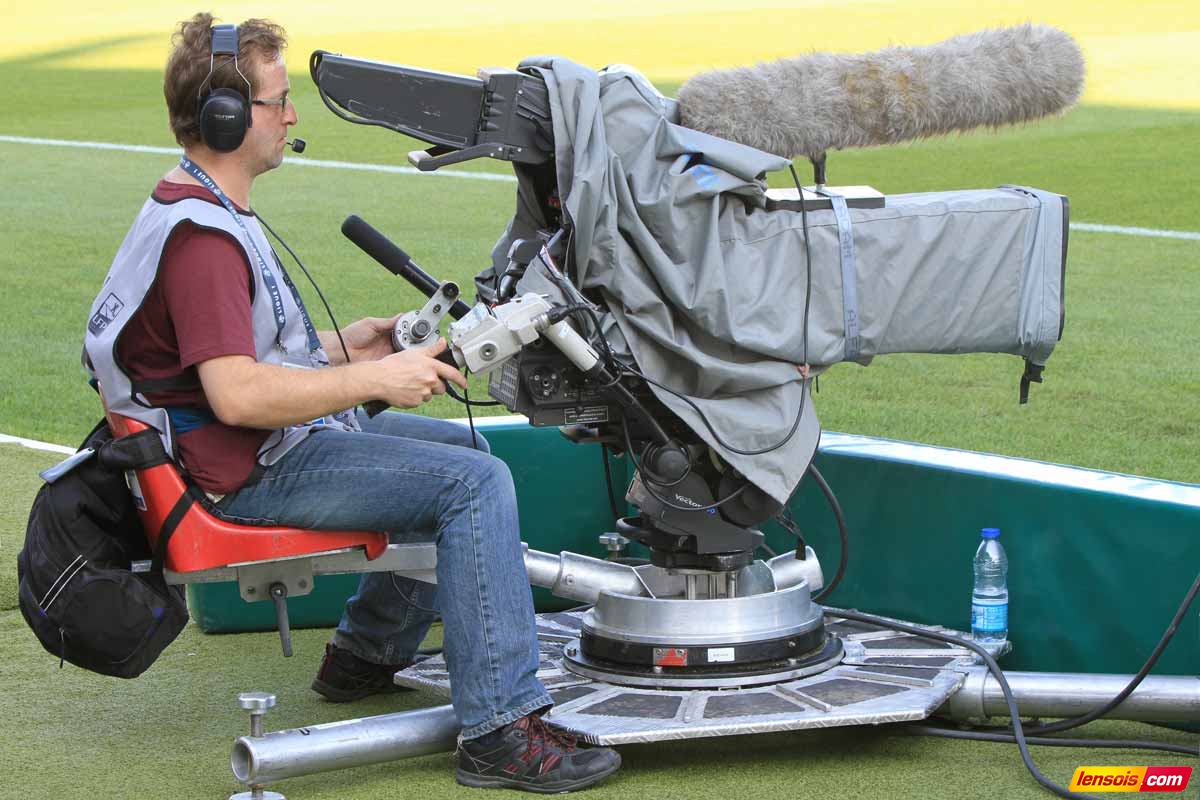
[825, 193, 861, 361]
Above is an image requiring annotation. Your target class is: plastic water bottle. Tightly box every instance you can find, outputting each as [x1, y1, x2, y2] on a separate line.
[971, 527, 1008, 644]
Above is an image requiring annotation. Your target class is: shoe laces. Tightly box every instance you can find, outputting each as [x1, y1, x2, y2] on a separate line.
[519, 714, 578, 752]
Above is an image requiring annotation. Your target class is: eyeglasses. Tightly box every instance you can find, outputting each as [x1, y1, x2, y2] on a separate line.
[251, 92, 291, 111]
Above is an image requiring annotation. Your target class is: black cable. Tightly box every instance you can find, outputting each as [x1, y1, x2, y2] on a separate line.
[808, 463, 848, 602]
[601, 445, 622, 522]
[462, 372, 480, 450]
[566, 305, 617, 372]
[563, 225, 578, 285]
[618, 363, 808, 456]
[544, 162, 820, 461]
[445, 383, 503, 407]
[903, 723, 1200, 757]
[829, 607, 1094, 799]
[257, 212, 351, 365]
[260, 206, 509, 426]
[266, 206, 496, 437]
[546, 302, 620, 383]
[653, 162, 811, 456]
[774, 509, 805, 543]
[987, 570, 1200, 738]
[311, 52, 412, 140]
[539, 235, 587, 310]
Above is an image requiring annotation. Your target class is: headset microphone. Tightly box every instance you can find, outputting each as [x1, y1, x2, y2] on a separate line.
[286, 138, 307, 153]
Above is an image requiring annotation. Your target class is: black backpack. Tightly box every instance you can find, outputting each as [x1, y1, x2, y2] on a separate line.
[17, 420, 190, 678]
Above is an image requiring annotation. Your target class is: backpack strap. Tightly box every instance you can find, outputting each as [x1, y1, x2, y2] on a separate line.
[150, 487, 205, 575]
[130, 374, 203, 395]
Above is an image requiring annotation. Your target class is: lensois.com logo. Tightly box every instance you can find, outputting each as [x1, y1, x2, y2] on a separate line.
[1068, 767, 1192, 792]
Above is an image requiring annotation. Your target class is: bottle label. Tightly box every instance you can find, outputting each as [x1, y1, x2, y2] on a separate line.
[972, 599, 1008, 632]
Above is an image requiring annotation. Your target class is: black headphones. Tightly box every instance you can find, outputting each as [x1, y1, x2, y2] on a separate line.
[197, 24, 252, 152]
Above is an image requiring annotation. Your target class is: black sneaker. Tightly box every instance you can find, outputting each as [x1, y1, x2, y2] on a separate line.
[311, 643, 421, 703]
[457, 713, 621, 793]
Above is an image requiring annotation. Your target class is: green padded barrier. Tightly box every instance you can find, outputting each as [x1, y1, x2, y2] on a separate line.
[792, 433, 1199, 676]
[191, 423, 1199, 679]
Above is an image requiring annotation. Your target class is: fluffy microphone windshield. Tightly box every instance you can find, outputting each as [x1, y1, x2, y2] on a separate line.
[677, 24, 1085, 160]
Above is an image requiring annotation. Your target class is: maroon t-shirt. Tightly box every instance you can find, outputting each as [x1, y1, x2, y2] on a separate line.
[115, 180, 270, 494]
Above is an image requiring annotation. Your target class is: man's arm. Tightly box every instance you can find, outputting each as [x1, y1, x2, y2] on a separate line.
[198, 338, 468, 429]
[162, 226, 465, 428]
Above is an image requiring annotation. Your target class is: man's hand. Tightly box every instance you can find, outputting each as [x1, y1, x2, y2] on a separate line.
[321, 315, 400, 364]
[371, 338, 468, 408]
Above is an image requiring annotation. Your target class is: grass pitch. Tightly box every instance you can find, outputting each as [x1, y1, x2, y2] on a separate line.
[0, 606, 1194, 800]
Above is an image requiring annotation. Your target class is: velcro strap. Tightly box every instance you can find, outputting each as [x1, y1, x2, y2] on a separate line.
[823, 192, 862, 362]
[95, 428, 171, 471]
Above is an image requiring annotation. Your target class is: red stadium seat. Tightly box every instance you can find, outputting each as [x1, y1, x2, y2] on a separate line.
[102, 408, 397, 655]
[105, 411, 388, 573]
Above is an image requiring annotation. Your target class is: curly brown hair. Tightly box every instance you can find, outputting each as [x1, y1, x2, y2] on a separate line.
[164, 12, 288, 148]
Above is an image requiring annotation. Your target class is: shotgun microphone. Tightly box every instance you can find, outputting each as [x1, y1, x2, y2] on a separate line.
[677, 24, 1085, 160]
[286, 138, 306, 153]
[340, 214, 472, 320]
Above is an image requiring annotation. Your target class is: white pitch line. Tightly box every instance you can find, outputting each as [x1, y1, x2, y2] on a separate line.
[0, 433, 76, 455]
[4, 135, 1200, 238]
[1069, 223, 1200, 242]
[0, 134, 517, 183]
[0, 416, 524, 458]
[291, 154, 517, 182]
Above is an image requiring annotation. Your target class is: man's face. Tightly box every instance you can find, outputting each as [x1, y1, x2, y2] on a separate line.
[242, 55, 296, 175]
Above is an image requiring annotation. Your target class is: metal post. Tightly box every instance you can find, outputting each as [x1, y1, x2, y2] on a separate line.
[231, 704, 460, 787]
[942, 668, 1200, 723]
[230, 693, 286, 800]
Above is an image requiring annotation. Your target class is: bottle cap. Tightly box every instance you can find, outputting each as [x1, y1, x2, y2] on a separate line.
[981, 527, 1001, 539]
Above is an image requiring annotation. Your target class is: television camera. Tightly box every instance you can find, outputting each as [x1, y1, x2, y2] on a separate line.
[309, 26, 1078, 688]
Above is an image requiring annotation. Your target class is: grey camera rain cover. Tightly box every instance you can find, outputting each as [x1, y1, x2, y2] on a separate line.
[485, 57, 1065, 505]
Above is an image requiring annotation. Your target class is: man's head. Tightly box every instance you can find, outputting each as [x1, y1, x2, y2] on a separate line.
[164, 13, 296, 172]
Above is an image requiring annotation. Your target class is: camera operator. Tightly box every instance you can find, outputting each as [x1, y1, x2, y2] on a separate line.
[81, 12, 619, 793]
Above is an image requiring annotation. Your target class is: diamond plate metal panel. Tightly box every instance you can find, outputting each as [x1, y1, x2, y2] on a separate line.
[703, 693, 806, 719]
[792, 677, 908, 707]
[584, 694, 683, 719]
[395, 607, 1002, 745]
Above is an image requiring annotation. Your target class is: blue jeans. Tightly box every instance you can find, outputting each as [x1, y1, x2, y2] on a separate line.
[215, 410, 552, 738]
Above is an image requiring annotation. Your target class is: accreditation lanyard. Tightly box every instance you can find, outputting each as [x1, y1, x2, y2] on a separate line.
[178, 157, 318, 354]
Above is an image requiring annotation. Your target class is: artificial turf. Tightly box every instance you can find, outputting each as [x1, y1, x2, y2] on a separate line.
[3, 441, 1197, 799]
[1, 598, 1196, 800]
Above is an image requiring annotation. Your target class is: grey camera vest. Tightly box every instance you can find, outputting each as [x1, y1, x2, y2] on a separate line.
[83, 192, 359, 471]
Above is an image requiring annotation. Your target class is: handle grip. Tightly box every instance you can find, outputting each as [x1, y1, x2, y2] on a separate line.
[362, 346, 463, 418]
